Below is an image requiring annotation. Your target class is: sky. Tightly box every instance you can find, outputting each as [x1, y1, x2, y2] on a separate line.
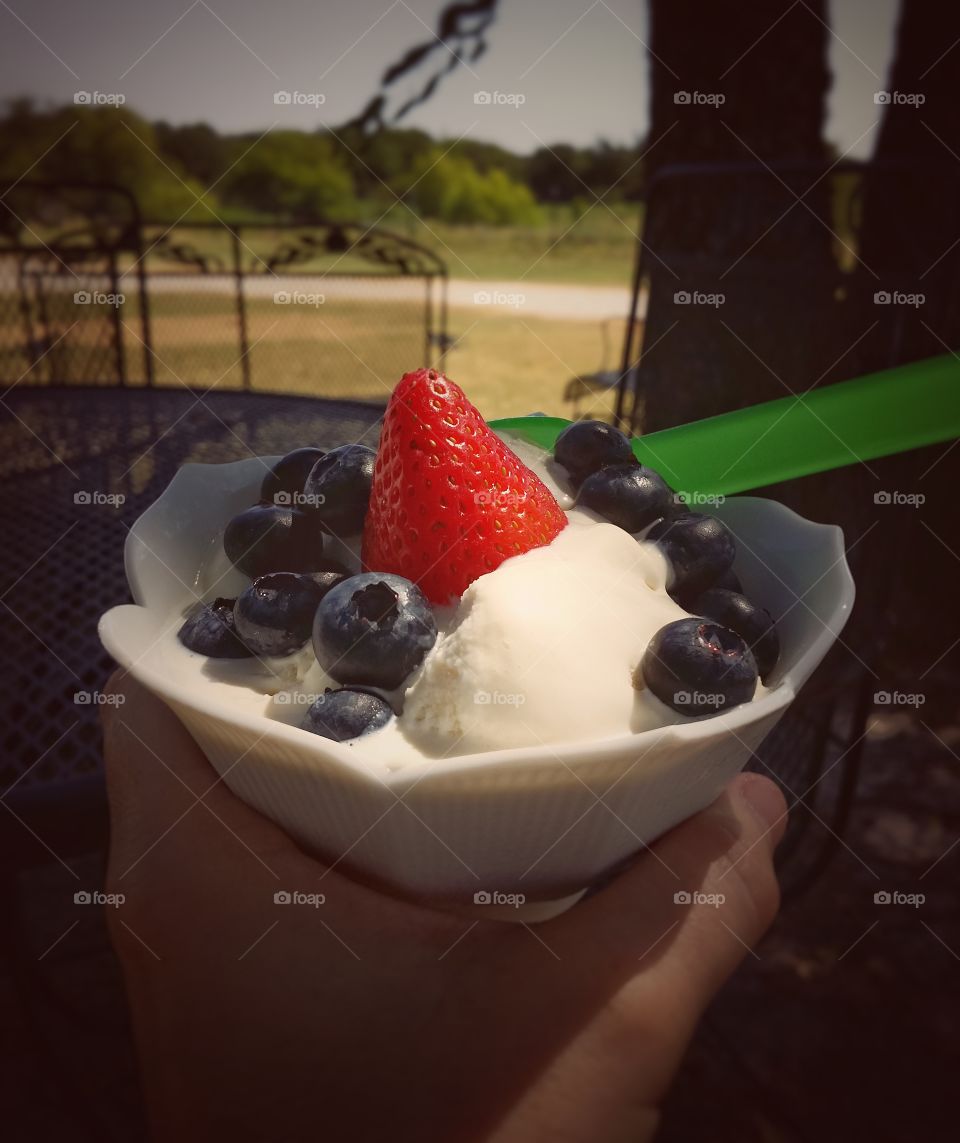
[0, 0, 901, 156]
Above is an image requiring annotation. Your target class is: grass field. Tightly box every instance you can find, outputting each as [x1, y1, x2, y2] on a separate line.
[108, 293, 624, 419]
[129, 203, 641, 288]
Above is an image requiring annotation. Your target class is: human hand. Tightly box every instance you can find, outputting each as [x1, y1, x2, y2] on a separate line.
[102, 672, 786, 1143]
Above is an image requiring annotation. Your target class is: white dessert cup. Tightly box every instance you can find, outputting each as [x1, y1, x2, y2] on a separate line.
[99, 456, 854, 920]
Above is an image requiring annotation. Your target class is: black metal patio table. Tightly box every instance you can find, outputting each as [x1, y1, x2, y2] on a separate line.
[1, 387, 387, 857]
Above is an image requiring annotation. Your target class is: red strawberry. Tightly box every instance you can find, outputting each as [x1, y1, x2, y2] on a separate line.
[362, 368, 567, 603]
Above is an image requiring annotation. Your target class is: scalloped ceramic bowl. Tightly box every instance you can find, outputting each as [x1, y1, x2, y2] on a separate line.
[99, 436, 854, 916]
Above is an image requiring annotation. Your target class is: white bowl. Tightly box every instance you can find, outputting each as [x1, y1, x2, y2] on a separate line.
[99, 457, 854, 912]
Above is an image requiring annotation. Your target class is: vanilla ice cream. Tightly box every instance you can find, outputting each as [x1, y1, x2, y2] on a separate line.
[397, 516, 688, 755]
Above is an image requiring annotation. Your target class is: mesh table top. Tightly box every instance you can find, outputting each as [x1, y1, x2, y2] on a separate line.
[1, 386, 385, 793]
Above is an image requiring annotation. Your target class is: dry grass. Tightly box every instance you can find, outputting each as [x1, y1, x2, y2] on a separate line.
[111, 292, 627, 419]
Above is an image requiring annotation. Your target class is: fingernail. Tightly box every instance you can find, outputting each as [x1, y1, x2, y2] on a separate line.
[735, 773, 788, 848]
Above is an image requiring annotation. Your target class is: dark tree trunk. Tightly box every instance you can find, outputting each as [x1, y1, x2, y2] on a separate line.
[853, 0, 960, 370]
[846, 1, 960, 690]
[636, 0, 835, 435]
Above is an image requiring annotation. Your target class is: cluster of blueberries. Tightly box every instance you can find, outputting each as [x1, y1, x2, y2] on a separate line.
[178, 420, 780, 746]
[555, 420, 780, 715]
[178, 444, 437, 742]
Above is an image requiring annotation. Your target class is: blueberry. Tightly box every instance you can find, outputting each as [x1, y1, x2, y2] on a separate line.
[260, 447, 326, 506]
[306, 570, 350, 595]
[575, 464, 674, 532]
[223, 504, 327, 579]
[637, 618, 758, 716]
[301, 687, 394, 742]
[178, 597, 253, 658]
[686, 588, 780, 680]
[233, 572, 333, 658]
[646, 513, 736, 596]
[302, 444, 376, 535]
[554, 420, 635, 485]
[313, 572, 437, 690]
[712, 565, 743, 594]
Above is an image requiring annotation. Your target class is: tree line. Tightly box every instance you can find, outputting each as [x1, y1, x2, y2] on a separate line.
[0, 99, 644, 226]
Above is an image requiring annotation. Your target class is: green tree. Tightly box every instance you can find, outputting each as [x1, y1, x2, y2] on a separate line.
[0, 99, 212, 222]
[398, 149, 540, 224]
[219, 131, 355, 221]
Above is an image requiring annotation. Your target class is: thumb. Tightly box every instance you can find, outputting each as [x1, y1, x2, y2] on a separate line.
[547, 773, 786, 1092]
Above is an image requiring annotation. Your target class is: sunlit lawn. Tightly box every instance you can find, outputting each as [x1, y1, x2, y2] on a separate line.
[106, 293, 622, 419]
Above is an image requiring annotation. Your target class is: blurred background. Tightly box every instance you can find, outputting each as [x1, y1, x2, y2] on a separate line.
[1, 1, 958, 1141]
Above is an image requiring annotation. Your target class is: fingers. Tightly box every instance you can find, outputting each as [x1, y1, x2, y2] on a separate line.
[551, 770, 786, 1006]
[99, 670, 301, 877]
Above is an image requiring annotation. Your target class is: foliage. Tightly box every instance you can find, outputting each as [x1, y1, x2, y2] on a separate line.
[0, 98, 644, 230]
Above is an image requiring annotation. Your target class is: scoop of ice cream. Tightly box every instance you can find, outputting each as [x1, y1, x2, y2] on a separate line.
[399, 515, 691, 756]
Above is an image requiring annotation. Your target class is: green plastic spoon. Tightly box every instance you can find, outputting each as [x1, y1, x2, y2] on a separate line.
[490, 353, 960, 495]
